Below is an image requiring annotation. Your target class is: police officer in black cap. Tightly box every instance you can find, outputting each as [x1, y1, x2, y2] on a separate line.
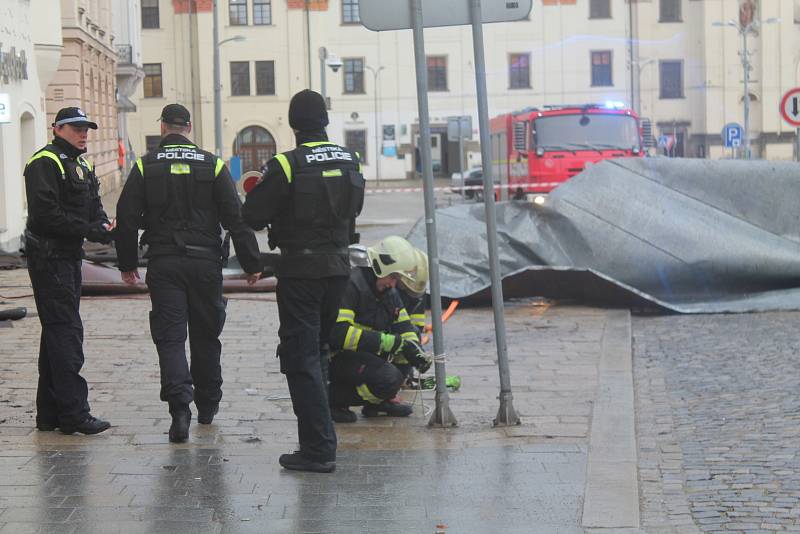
[23, 106, 113, 435]
[243, 89, 365, 473]
[115, 103, 262, 443]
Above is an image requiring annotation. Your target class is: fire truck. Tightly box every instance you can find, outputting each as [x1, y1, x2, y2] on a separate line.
[489, 103, 643, 200]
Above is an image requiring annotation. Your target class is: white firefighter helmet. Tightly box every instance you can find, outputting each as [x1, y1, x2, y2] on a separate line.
[398, 248, 428, 298]
[367, 236, 418, 284]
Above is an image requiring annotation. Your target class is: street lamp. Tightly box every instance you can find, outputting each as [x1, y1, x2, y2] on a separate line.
[712, 16, 778, 159]
[629, 57, 655, 117]
[365, 65, 385, 187]
[318, 47, 343, 105]
[212, 0, 246, 157]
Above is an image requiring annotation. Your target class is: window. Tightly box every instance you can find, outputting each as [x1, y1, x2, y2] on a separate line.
[659, 0, 681, 22]
[255, 61, 275, 95]
[591, 51, 612, 86]
[231, 61, 250, 96]
[145, 135, 161, 153]
[427, 56, 447, 92]
[509, 53, 530, 89]
[589, 0, 610, 19]
[343, 0, 360, 24]
[254, 0, 271, 25]
[230, 0, 248, 26]
[343, 58, 364, 94]
[345, 130, 367, 164]
[659, 60, 683, 98]
[143, 63, 162, 98]
[142, 0, 159, 29]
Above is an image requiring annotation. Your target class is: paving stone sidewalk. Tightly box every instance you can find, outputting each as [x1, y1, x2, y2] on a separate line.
[0, 266, 633, 533]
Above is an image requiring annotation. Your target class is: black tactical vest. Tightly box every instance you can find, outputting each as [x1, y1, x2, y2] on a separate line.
[138, 142, 224, 252]
[270, 142, 365, 253]
[25, 143, 98, 253]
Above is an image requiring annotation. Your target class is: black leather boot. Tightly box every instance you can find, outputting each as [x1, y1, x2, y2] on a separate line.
[168, 405, 191, 443]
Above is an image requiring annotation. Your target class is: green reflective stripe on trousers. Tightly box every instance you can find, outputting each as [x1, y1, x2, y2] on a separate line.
[215, 157, 225, 177]
[356, 384, 382, 404]
[27, 151, 65, 175]
[275, 153, 292, 183]
[170, 163, 191, 175]
[136, 158, 144, 176]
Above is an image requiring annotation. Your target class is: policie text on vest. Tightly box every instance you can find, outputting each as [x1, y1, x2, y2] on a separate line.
[157, 148, 206, 161]
[305, 145, 353, 163]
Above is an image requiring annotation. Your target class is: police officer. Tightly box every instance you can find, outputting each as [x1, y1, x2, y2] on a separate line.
[242, 89, 365, 473]
[328, 236, 432, 423]
[115, 104, 262, 443]
[24, 106, 113, 435]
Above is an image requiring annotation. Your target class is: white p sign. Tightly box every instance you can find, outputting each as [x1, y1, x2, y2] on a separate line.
[0, 94, 10, 124]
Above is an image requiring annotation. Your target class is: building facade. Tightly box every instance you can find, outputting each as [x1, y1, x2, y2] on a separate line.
[129, 0, 800, 183]
[0, 0, 62, 252]
[113, 0, 146, 174]
[48, 0, 120, 192]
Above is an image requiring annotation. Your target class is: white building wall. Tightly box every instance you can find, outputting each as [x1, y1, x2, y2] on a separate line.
[0, 0, 62, 252]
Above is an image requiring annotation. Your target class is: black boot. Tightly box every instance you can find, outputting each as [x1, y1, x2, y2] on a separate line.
[59, 415, 110, 435]
[197, 404, 218, 425]
[362, 398, 413, 417]
[168, 405, 191, 443]
[278, 451, 336, 473]
[330, 406, 357, 423]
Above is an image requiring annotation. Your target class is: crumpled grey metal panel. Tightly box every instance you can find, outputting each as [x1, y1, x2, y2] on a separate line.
[407, 158, 800, 313]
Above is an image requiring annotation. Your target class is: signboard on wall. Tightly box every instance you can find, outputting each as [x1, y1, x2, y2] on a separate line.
[287, 0, 328, 9]
[0, 94, 10, 124]
[382, 125, 396, 157]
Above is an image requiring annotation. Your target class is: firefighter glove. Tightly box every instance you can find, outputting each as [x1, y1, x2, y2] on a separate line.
[379, 333, 404, 358]
[402, 339, 432, 373]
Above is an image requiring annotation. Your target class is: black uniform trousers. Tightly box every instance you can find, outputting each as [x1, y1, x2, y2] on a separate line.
[276, 276, 347, 463]
[27, 255, 90, 427]
[145, 255, 227, 412]
[329, 351, 404, 408]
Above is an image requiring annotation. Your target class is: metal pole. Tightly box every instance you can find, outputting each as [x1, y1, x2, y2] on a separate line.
[470, 0, 519, 427]
[305, 0, 312, 88]
[410, 0, 456, 428]
[742, 27, 751, 160]
[796, 127, 800, 162]
[457, 119, 463, 184]
[212, 0, 222, 156]
[319, 47, 327, 101]
[372, 67, 381, 187]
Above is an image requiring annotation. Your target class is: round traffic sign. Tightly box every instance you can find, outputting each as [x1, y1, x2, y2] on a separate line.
[779, 87, 800, 127]
[237, 170, 263, 195]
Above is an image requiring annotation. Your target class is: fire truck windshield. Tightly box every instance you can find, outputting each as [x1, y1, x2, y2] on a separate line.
[534, 113, 640, 152]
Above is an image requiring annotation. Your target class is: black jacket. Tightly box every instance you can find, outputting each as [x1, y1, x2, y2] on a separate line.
[329, 267, 418, 355]
[24, 136, 109, 257]
[115, 134, 261, 273]
[242, 131, 365, 279]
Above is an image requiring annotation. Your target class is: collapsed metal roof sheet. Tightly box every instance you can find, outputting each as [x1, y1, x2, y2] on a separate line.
[408, 158, 800, 313]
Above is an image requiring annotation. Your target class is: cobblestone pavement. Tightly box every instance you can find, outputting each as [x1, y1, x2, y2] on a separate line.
[0, 263, 617, 533]
[634, 312, 800, 534]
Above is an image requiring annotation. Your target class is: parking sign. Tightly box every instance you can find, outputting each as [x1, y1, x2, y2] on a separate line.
[722, 123, 743, 148]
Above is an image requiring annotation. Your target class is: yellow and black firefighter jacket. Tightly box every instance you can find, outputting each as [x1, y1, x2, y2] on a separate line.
[329, 266, 420, 363]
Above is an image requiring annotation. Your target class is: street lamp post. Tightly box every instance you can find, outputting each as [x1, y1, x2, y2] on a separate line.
[212, 1, 246, 157]
[365, 65, 385, 187]
[713, 16, 778, 160]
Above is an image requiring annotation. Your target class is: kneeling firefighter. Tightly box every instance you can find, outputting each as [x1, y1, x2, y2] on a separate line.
[329, 236, 432, 423]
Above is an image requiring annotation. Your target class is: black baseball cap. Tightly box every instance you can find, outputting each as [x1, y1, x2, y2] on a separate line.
[159, 103, 191, 126]
[52, 107, 98, 129]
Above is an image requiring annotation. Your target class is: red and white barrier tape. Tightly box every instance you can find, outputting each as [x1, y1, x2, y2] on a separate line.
[364, 182, 563, 194]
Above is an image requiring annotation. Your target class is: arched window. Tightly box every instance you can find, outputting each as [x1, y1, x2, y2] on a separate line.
[233, 126, 276, 173]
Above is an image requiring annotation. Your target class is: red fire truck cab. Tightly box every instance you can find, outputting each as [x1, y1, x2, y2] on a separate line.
[490, 103, 643, 200]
